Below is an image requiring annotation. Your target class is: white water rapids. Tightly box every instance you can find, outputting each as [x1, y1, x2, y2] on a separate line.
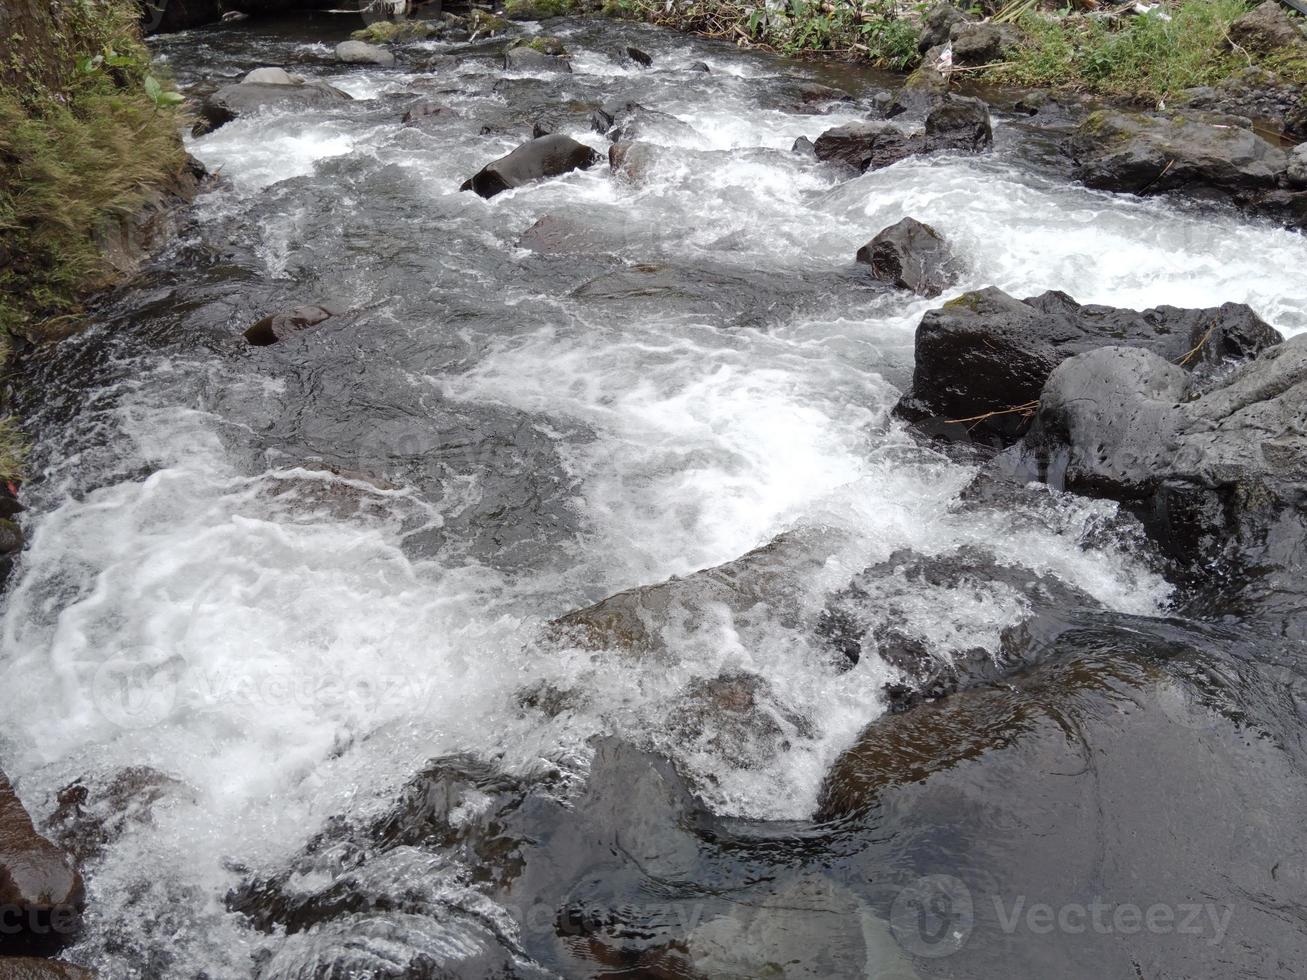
[2, 16, 1306, 978]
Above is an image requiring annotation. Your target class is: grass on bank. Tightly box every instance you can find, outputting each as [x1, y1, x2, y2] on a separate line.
[0, 0, 189, 481]
[608, 0, 1305, 101]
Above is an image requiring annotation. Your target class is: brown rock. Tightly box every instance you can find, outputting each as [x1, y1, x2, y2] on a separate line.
[0, 959, 94, 980]
[242, 305, 339, 346]
[1229, 0, 1307, 54]
[0, 769, 84, 948]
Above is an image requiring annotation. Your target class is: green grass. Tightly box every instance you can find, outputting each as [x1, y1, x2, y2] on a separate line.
[996, 0, 1259, 100]
[0, 0, 189, 481]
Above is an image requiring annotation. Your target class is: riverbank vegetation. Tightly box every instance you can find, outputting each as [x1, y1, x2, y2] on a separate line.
[0, 0, 188, 480]
[607, 0, 1306, 101]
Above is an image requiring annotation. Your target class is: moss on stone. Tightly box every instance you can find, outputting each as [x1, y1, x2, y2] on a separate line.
[512, 35, 569, 55]
[471, 10, 511, 35]
[504, 0, 578, 21]
[350, 20, 440, 43]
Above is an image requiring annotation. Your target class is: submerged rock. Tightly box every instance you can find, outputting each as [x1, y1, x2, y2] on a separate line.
[590, 100, 696, 143]
[856, 216, 959, 297]
[503, 46, 572, 73]
[461, 134, 602, 199]
[243, 305, 340, 346]
[0, 769, 84, 951]
[48, 767, 193, 864]
[401, 101, 459, 128]
[194, 79, 352, 137]
[894, 287, 1283, 445]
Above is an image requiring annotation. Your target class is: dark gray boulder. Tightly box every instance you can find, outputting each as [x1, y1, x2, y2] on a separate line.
[924, 94, 993, 153]
[1289, 143, 1307, 187]
[1069, 109, 1289, 196]
[461, 134, 603, 198]
[194, 79, 353, 136]
[1228, 0, 1307, 54]
[894, 287, 1283, 445]
[1010, 337, 1307, 631]
[948, 21, 1018, 65]
[813, 121, 923, 173]
[886, 62, 948, 119]
[623, 45, 653, 67]
[917, 1, 972, 53]
[856, 217, 959, 297]
[792, 135, 816, 158]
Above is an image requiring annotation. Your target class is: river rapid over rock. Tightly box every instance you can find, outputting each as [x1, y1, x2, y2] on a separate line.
[3, 10, 1307, 979]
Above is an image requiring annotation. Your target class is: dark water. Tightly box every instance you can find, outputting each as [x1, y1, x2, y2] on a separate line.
[2, 11, 1307, 979]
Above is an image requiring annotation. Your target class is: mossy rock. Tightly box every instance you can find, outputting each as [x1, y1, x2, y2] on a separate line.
[471, 10, 511, 34]
[350, 20, 441, 43]
[511, 35, 568, 55]
[504, 0, 577, 20]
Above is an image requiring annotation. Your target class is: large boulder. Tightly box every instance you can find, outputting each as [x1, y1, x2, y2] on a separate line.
[813, 121, 923, 173]
[855, 216, 959, 297]
[193, 78, 352, 136]
[461, 134, 602, 199]
[917, 1, 972, 52]
[335, 40, 396, 66]
[1013, 338, 1307, 582]
[1069, 109, 1289, 197]
[894, 287, 1283, 445]
[1, 769, 84, 950]
[1228, 0, 1307, 54]
[923, 94, 993, 153]
[948, 21, 1018, 66]
[886, 62, 948, 119]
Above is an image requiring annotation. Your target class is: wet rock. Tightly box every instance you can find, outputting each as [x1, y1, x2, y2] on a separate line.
[470, 9, 511, 35]
[894, 286, 1283, 445]
[461, 134, 602, 199]
[790, 81, 854, 111]
[0, 960, 94, 980]
[1070, 109, 1289, 197]
[349, 19, 442, 43]
[511, 35, 568, 55]
[813, 120, 923, 173]
[1178, 67, 1307, 141]
[547, 530, 840, 656]
[518, 214, 614, 254]
[194, 79, 352, 137]
[531, 117, 557, 138]
[623, 45, 653, 67]
[503, 46, 572, 73]
[923, 94, 993, 153]
[48, 767, 192, 865]
[1013, 338, 1307, 586]
[1290, 143, 1307, 187]
[335, 40, 396, 67]
[0, 517, 24, 556]
[688, 61, 710, 73]
[817, 546, 1102, 711]
[607, 139, 663, 181]
[917, 0, 972, 53]
[949, 21, 1018, 65]
[791, 135, 816, 158]
[243, 305, 339, 346]
[856, 216, 959, 297]
[886, 62, 948, 119]
[0, 769, 84, 951]
[242, 66, 300, 85]
[665, 671, 814, 769]
[590, 100, 696, 143]
[1229, 0, 1307, 54]
[401, 101, 459, 128]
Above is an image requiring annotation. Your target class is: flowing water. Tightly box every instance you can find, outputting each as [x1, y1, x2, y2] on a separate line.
[4, 11, 1307, 980]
